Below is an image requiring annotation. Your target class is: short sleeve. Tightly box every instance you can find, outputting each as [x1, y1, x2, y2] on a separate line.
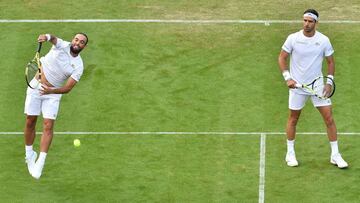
[324, 38, 334, 57]
[282, 34, 293, 54]
[70, 62, 84, 82]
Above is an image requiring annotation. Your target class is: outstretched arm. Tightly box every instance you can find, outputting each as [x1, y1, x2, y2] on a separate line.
[37, 34, 57, 45]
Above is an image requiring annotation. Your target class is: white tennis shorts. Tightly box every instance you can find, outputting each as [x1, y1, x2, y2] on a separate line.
[24, 82, 62, 120]
[289, 89, 331, 110]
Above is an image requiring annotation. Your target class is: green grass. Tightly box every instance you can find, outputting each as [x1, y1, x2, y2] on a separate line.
[1, 134, 260, 202]
[266, 135, 360, 203]
[1, 0, 360, 20]
[1, 0, 360, 202]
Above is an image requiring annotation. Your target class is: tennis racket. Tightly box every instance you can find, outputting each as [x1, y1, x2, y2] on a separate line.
[25, 42, 42, 89]
[295, 76, 335, 99]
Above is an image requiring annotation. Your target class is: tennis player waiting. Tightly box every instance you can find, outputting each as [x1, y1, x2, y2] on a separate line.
[278, 9, 348, 168]
[24, 33, 88, 179]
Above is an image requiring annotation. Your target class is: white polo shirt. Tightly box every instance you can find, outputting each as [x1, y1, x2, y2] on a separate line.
[282, 30, 334, 85]
[40, 38, 84, 88]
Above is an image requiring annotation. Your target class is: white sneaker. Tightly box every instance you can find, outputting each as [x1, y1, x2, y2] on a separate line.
[285, 152, 298, 167]
[31, 161, 45, 179]
[330, 153, 348, 169]
[25, 151, 37, 175]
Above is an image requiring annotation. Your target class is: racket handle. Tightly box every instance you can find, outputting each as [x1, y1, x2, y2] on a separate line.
[294, 83, 302, 88]
[37, 42, 42, 53]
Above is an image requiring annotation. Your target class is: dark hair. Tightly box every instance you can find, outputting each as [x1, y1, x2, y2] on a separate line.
[304, 9, 319, 18]
[76, 32, 89, 45]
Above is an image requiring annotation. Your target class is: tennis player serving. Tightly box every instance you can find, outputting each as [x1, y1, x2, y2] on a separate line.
[278, 9, 348, 168]
[24, 33, 88, 179]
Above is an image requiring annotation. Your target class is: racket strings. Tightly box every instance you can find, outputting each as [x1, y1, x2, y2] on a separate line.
[26, 59, 41, 83]
[312, 78, 335, 98]
[27, 61, 38, 72]
[25, 43, 42, 89]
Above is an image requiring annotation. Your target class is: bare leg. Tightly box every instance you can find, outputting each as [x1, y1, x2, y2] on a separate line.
[285, 109, 301, 166]
[40, 118, 55, 153]
[317, 105, 348, 168]
[317, 105, 337, 141]
[24, 115, 38, 146]
[24, 115, 39, 175]
[286, 110, 302, 140]
[31, 119, 55, 179]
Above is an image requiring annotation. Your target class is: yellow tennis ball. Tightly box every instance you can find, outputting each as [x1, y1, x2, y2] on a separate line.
[73, 139, 81, 147]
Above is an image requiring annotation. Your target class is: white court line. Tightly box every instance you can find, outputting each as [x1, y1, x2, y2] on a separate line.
[258, 133, 266, 203]
[1, 19, 360, 24]
[1, 131, 360, 135]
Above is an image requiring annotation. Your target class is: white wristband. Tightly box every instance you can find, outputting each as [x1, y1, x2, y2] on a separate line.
[45, 34, 51, 41]
[282, 70, 291, 81]
[326, 75, 334, 85]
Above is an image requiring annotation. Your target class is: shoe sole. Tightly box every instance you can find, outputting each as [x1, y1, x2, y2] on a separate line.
[285, 156, 299, 167]
[287, 162, 299, 167]
[330, 159, 348, 169]
[286, 159, 298, 167]
[31, 173, 41, 179]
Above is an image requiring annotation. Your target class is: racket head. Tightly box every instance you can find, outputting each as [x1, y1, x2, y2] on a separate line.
[25, 42, 42, 89]
[310, 76, 336, 99]
[25, 59, 40, 88]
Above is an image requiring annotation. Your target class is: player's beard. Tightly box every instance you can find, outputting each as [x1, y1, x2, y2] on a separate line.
[70, 45, 83, 55]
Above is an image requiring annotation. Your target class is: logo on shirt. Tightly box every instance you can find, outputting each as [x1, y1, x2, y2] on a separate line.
[296, 41, 307, 45]
[315, 42, 320, 46]
[71, 64, 75, 68]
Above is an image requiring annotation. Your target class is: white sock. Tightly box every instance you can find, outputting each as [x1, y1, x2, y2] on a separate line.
[25, 145, 34, 158]
[37, 152, 47, 164]
[287, 139, 295, 154]
[330, 141, 339, 156]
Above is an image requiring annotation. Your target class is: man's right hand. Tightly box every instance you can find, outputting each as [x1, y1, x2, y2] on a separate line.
[37, 34, 48, 43]
[286, 79, 297, 88]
